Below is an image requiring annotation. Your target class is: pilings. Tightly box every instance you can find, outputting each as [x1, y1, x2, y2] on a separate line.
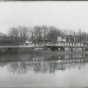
[70, 48, 73, 52]
[82, 47, 85, 51]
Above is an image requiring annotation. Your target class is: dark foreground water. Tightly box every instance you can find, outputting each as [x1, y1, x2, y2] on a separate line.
[0, 54, 88, 87]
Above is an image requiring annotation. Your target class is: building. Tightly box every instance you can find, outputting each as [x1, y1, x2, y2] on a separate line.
[57, 36, 66, 42]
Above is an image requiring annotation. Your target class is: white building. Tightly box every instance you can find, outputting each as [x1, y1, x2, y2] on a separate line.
[57, 36, 66, 42]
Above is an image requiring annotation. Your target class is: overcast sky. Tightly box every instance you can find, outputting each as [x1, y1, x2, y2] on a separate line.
[0, 1, 88, 34]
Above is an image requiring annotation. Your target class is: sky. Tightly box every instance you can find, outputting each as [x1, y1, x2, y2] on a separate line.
[0, 1, 88, 34]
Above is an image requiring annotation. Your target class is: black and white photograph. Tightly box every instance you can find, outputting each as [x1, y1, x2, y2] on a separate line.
[0, 1, 88, 88]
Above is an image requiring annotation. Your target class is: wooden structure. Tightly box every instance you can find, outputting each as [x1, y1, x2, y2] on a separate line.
[0, 42, 87, 54]
[44, 42, 88, 51]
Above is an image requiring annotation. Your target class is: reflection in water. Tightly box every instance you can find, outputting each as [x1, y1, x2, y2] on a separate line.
[0, 54, 88, 75]
[7, 62, 28, 74]
[0, 54, 88, 87]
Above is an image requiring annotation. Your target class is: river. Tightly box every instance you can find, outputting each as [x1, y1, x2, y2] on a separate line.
[0, 54, 88, 87]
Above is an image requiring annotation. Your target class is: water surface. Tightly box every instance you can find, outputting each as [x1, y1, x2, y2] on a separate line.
[0, 54, 88, 87]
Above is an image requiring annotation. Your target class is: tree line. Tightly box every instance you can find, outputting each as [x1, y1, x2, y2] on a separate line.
[0, 25, 88, 45]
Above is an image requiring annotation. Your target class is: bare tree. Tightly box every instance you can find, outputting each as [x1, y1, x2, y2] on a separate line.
[8, 27, 19, 39]
[81, 31, 88, 42]
[47, 26, 62, 43]
[76, 29, 83, 42]
[41, 25, 49, 44]
[8, 26, 29, 45]
[7, 25, 88, 45]
[33, 26, 43, 44]
[8, 27, 19, 44]
[18, 26, 29, 44]
[28, 27, 35, 42]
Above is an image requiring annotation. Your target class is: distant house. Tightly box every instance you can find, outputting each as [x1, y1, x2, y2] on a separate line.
[25, 40, 33, 45]
[57, 36, 66, 42]
[23, 40, 35, 47]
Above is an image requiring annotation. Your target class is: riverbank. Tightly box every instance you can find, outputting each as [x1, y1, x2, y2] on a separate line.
[0, 50, 87, 55]
[33, 50, 88, 56]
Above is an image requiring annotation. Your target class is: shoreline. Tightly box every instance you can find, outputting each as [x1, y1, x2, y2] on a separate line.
[0, 50, 87, 55]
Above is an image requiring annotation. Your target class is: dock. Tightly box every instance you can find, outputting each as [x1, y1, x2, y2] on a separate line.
[0, 42, 87, 54]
